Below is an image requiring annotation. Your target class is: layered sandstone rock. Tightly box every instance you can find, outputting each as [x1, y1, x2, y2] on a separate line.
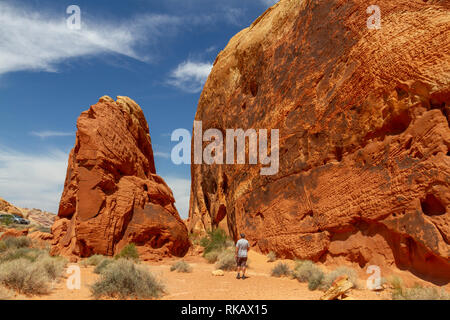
[51, 96, 190, 260]
[189, 0, 450, 283]
[0, 229, 28, 240]
[0, 197, 24, 217]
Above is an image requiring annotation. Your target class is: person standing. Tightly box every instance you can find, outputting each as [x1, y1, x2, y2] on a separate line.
[235, 233, 249, 279]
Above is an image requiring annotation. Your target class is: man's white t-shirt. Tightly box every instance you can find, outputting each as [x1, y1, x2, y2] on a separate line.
[236, 238, 249, 258]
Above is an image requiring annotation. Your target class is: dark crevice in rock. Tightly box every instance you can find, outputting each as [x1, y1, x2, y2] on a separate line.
[420, 194, 446, 216]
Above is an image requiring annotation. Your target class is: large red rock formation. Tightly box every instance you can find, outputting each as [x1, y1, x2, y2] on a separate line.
[51, 96, 190, 260]
[188, 0, 450, 283]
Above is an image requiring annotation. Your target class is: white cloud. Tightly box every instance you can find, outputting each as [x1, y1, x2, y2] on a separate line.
[153, 151, 170, 159]
[0, 2, 181, 76]
[167, 60, 213, 93]
[164, 176, 191, 219]
[0, 146, 68, 213]
[261, 0, 279, 7]
[30, 131, 74, 139]
[0, 145, 191, 219]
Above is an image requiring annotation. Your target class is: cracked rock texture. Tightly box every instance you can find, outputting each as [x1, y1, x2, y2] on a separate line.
[188, 0, 450, 283]
[51, 96, 190, 260]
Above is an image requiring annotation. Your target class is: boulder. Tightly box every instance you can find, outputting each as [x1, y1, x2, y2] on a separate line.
[51, 96, 190, 260]
[320, 275, 354, 300]
[188, 0, 450, 283]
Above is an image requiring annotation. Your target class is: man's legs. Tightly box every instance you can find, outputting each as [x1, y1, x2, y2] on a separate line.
[236, 265, 241, 279]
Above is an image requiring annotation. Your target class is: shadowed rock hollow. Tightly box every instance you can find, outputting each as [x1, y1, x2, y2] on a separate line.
[51, 96, 190, 260]
[188, 0, 450, 283]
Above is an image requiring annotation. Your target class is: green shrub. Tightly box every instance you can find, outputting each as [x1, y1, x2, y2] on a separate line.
[0, 241, 7, 253]
[392, 282, 450, 300]
[115, 244, 139, 262]
[292, 260, 324, 291]
[322, 266, 360, 290]
[201, 229, 229, 255]
[0, 215, 14, 226]
[36, 255, 67, 280]
[94, 258, 114, 274]
[0, 247, 43, 263]
[2, 236, 31, 250]
[34, 226, 51, 233]
[216, 250, 236, 271]
[267, 251, 277, 262]
[81, 254, 106, 267]
[91, 259, 164, 299]
[204, 250, 220, 264]
[271, 262, 291, 278]
[170, 261, 192, 273]
[0, 258, 50, 295]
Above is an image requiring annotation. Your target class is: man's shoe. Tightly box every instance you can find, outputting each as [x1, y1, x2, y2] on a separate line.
[242, 275, 247, 280]
[236, 274, 241, 279]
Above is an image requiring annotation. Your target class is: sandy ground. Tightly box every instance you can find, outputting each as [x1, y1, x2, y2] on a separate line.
[7, 251, 394, 300]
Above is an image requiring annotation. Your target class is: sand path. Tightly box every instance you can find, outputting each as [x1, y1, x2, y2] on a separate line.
[7, 251, 392, 300]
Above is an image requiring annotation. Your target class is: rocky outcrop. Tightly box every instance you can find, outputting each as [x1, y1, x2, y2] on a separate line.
[51, 96, 190, 260]
[0, 229, 28, 240]
[24, 209, 56, 229]
[28, 231, 53, 242]
[188, 0, 450, 283]
[0, 197, 23, 217]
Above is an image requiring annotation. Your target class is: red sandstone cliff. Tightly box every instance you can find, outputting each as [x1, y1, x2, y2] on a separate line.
[51, 96, 190, 260]
[188, 0, 450, 283]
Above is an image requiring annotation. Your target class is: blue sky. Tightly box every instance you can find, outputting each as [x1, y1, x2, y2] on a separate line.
[0, 0, 278, 218]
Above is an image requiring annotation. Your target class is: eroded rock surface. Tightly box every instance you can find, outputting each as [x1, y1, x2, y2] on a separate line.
[188, 0, 450, 283]
[51, 96, 190, 260]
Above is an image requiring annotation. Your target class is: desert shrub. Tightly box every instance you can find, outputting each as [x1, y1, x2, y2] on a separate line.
[170, 260, 192, 273]
[36, 255, 67, 280]
[204, 250, 220, 264]
[225, 239, 235, 248]
[0, 241, 6, 253]
[0, 247, 43, 263]
[91, 259, 164, 299]
[94, 258, 114, 274]
[392, 282, 450, 300]
[2, 236, 31, 250]
[216, 250, 236, 271]
[388, 275, 404, 297]
[0, 258, 50, 295]
[201, 229, 229, 255]
[271, 262, 291, 278]
[0, 285, 11, 300]
[81, 254, 106, 267]
[292, 260, 324, 291]
[322, 266, 360, 290]
[115, 244, 139, 262]
[34, 226, 51, 233]
[0, 215, 14, 226]
[267, 251, 277, 262]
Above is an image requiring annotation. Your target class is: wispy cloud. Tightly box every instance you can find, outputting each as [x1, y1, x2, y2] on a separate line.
[164, 176, 191, 219]
[30, 131, 74, 139]
[154, 151, 170, 159]
[0, 2, 181, 76]
[261, 0, 279, 7]
[0, 146, 68, 213]
[167, 60, 212, 93]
